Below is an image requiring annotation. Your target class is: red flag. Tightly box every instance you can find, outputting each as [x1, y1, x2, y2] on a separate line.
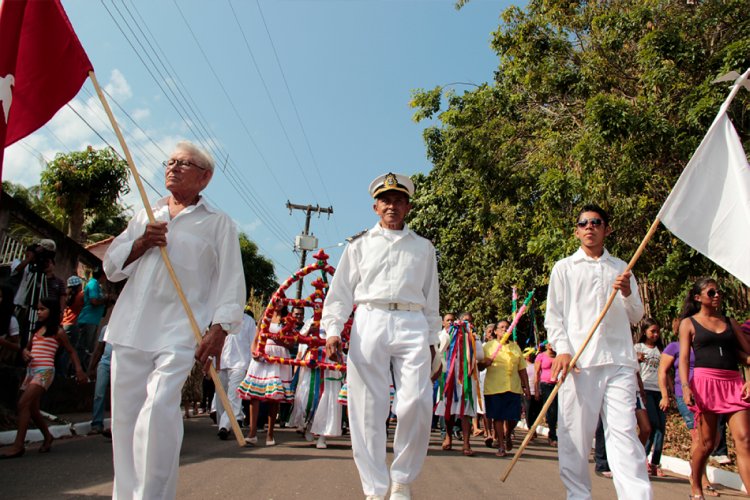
[0, 0, 93, 179]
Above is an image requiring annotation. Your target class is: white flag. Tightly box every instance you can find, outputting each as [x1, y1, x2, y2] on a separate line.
[658, 101, 750, 286]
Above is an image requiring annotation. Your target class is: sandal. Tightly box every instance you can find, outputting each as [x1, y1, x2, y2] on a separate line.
[462, 447, 475, 456]
[704, 485, 720, 497]
[495, 447, 507, 457]
[441, 436, 452, 451]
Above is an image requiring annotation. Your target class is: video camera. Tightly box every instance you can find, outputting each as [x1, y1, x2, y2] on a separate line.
[27, 243, 56, 274]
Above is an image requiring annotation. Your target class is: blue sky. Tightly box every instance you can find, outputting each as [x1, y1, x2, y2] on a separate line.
[5, 0, 515, 283]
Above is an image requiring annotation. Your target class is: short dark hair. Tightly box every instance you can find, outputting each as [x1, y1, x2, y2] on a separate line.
[577, 204, 610, 226]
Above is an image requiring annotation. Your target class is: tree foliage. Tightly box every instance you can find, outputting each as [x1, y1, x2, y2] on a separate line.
[239, 232, 278, 303]
[40, 146, 130, 243]
[408, 0, 750, 336]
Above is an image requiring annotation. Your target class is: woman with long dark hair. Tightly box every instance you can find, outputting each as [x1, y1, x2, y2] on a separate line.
[634, 318, 666, 476]
[679, 277, 750, 498]
[1, 297, 86, 458]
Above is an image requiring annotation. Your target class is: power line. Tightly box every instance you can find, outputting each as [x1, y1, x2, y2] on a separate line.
[99, 0, 298, 251]
[254, 0, 342, 242]
[114, 0, 299, 246]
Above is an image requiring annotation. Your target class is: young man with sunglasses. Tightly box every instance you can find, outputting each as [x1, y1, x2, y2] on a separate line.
[545, 204, 652, 500]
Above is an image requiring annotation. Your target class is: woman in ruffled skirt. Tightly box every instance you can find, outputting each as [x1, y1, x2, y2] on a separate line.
[238, 311, 293, 446]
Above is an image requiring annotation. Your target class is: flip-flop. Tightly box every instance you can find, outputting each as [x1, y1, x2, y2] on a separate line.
[704, 485, 720, 497]
[441, 438, 452, 451]
[463, 448, 475, 456]
[495, 447, 507, 457]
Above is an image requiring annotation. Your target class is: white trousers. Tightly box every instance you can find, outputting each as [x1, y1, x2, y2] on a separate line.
[347, 306, 432, 497]
[216, 367, 247, 430]
[557, 365, 653, 500]
[110, 344, 195, 500]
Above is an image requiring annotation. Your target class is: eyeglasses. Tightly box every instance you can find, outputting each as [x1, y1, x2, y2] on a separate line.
[576, 217, 604, 228]
[706, 288, 722, 298]
[162, 158, 206, 171]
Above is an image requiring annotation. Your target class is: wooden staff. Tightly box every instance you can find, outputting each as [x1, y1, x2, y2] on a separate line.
[89, 71, 246, 447]
[501, 217, 661, 482]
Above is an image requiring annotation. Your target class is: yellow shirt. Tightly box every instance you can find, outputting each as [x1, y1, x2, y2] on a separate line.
[482, 340, 526, 395]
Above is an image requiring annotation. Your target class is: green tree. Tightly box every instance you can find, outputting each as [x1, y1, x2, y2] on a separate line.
[40, 146, 130, 243]
[239, 232, 277, 302]
[409, 0, 750, 329]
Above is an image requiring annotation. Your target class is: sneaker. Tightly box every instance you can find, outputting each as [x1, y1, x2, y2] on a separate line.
[245, 436, 258, 445]
[711, 454, 732, 465]
[390, 482, 411, 500]
[217, 428, 229, 440]
[87, 427, 103, 436]
[266, 438, 276, 446]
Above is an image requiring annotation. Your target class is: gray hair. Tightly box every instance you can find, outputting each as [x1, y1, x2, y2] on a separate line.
[174, 140, 215, 173]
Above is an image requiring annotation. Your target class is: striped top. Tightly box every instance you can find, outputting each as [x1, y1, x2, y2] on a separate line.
[29, 331, 59, 369]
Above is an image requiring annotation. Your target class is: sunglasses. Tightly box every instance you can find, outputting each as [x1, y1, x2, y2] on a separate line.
[706, 288, 722, 298]
[576, 217, 604, 228]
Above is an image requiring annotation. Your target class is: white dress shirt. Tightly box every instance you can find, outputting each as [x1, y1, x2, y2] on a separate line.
[220, 313, 254, 370]
[103, 196, 245, 352]
[544, 247, 643, 369]
[321, 223, 441, 344]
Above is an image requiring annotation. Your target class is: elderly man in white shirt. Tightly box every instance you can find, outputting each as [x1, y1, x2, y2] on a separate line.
[216, 310, 255, 440]
[103, 141, 245, 500]
[545, 204, 651, 500]
[323, 173, 440, 500]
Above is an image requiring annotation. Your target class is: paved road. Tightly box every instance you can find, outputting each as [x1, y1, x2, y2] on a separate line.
[0, 416, 743, 499]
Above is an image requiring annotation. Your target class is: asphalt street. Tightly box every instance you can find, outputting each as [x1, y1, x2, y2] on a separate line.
[0, 416, 743, 499]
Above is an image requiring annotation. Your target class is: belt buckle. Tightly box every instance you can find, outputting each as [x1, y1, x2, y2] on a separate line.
[388, 303, 398, 311]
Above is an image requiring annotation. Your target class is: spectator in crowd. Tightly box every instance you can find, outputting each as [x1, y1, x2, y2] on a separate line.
[76, 268, 108, 366]
[58, 275, 83, 374]
[216, 308, 254, 440]
[658, 329, 718, 496]
[87, 324, 113, 436]
[535, 341, 558, 447]
[102, 140, 245, 498]
[523, 347, 541, 440]
[0, 285, 20, 360]
[679, 277, 750, 498]
[1, 297, 86, 458]
[634, 318, 666, 476]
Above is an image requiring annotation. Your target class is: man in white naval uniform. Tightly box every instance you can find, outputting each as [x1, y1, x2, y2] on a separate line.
[545, 204, 651, 500]
[103, 141, 245, 500]
[323, 172, 440, 500]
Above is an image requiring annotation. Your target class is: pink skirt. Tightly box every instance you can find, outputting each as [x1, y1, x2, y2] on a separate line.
[690, 367, 750, 420]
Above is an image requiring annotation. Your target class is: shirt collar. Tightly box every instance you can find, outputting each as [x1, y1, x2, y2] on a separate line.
[572, 247, 613, 263]
[370, 222, 412, 238]
[154, 194, 217, 215]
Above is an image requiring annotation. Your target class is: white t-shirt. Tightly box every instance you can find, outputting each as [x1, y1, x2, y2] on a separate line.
[634, 343, 661, 392]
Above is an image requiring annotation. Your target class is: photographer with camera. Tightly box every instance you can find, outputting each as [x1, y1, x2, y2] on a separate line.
[10, 239, 66, 344]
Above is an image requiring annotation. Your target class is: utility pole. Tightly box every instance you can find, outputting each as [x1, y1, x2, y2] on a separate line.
[286, 201, 333, 299]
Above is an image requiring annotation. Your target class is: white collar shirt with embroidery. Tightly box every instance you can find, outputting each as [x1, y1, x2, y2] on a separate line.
[103, 196, 245, 352]
[544, 247, 643, 369]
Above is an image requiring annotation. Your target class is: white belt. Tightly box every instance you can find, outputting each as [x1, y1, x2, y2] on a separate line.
[365, 302, 423, 312]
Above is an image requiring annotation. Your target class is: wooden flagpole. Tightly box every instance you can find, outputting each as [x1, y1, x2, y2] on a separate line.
[501, 217, 661, 482]
[88, 71, 246, 447]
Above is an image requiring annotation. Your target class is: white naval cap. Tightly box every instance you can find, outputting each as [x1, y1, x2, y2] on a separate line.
[368, 172, 415, 198]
